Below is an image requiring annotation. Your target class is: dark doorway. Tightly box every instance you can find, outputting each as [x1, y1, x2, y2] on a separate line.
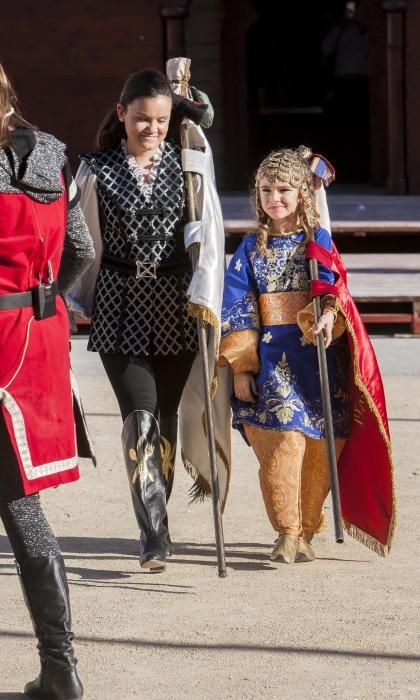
[246, 0, 370, 184]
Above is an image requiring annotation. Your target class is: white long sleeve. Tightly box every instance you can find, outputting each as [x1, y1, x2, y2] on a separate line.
[64, 163, 103, 317]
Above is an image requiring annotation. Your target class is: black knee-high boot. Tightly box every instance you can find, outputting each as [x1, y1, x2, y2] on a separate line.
[18, 555, 83, 699]
[160, 414, 178, 555]
[122, 410, 168, 571]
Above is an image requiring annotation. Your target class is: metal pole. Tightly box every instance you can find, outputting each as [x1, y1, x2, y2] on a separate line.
[183, 127, 227, 577]
[308, 252, 344, 544]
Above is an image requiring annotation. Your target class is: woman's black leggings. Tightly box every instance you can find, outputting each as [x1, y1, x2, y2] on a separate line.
[0, 414, 60, 563]
[100, 351, 196, 422]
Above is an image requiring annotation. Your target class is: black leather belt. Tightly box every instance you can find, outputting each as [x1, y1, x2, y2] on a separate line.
[0, 281, 58, 314]
[101, 253, 190, 280]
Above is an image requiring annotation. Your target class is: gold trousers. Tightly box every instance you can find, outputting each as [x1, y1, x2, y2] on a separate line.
[244, 425, 345, 541]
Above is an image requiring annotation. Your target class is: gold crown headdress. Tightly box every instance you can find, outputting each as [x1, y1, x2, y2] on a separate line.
[256, 145, 313, 188]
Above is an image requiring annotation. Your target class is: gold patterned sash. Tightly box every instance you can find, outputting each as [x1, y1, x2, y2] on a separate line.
[259, 291, 310, 326]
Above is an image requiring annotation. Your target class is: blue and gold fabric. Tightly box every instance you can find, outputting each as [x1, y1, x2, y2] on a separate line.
[219, 229, 349, 439]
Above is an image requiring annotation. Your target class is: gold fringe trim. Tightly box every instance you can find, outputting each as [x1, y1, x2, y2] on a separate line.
[181, 412, 231, 512]
[187, 302, 220, 342]
[343, 520, 390, 557]
[338, 300, 397, 555]
[187, 301, 221, 376]
[187, 301, 221, 398]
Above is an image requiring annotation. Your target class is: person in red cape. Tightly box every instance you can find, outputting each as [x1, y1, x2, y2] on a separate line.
[0, 63, 95, 698]
[219, 145, 394, 564]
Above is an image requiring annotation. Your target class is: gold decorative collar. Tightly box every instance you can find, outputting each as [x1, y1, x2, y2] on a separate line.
[270, 229, 303, 236]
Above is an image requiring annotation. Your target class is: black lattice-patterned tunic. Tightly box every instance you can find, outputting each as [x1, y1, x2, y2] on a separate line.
[81, 140, 198, 356]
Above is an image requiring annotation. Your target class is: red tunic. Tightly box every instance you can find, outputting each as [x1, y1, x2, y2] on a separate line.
[0, 188, 80, 494]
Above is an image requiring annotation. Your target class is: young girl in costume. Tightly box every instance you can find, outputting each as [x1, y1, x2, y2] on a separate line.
[219, 146, 395, 564]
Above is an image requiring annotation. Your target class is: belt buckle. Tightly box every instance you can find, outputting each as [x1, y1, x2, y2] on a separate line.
[136, 261, 157, 280]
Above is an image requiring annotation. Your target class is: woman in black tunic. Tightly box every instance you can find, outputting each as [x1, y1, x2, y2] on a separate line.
[77, 69, 199, 572]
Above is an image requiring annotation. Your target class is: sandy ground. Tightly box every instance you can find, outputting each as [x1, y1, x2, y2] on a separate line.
[0, 337, 419, 699]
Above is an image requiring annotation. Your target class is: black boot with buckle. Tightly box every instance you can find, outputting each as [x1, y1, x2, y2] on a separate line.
[18, 555, 83, 699]
[122, 410, 168, 572]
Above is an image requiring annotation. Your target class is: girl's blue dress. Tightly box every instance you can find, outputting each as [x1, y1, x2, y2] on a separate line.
[221, 228, 349, 439]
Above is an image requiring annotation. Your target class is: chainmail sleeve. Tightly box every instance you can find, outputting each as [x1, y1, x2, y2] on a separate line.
[58, 161, 96, 294]
[58, 202, 96, 293]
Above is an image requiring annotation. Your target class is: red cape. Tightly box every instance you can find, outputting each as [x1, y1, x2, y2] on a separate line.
[309, 242, 395, 556]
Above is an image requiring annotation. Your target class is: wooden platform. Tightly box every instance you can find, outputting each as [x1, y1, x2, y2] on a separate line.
[343, 254, 420, 333]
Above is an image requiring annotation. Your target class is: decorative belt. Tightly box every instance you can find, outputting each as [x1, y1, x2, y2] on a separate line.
[0, 282, 58, 319]
[259, 291, 310, 326]
[101, 252, 190, 280]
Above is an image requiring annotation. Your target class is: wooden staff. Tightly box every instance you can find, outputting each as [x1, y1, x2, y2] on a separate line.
[181, 123, 227, 577]
[308, 235, 344, 543]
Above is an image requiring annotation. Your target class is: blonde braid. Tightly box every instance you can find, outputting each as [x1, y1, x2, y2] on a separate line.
[254, 185, 271, 256]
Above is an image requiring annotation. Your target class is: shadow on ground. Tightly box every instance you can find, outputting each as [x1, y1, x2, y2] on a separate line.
[0, 629, 418, 663]
[0, 536, 369, 575]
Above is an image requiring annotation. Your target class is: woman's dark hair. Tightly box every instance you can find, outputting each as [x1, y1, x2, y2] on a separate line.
[96, 69, 173, 150]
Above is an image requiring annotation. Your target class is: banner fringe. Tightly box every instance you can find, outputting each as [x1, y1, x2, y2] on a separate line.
[343, 519, 390, 557]
[187, 301, 220, 363]
[182, 453, 211, 503]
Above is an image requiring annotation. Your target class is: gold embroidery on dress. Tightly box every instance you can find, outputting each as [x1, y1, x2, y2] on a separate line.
[238, 351, 348, 436]
[251, 241, 309, 294]
[221, 291, 259, 333]
[259, 291, 310, 326]
[270, 353, 304, 424]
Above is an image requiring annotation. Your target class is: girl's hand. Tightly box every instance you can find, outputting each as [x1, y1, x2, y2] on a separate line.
[313, 310, 335, 348]
[234, 372, 258, 403]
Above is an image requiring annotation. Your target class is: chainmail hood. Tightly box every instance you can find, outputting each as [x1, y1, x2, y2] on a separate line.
[0, 131, 66, 203]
